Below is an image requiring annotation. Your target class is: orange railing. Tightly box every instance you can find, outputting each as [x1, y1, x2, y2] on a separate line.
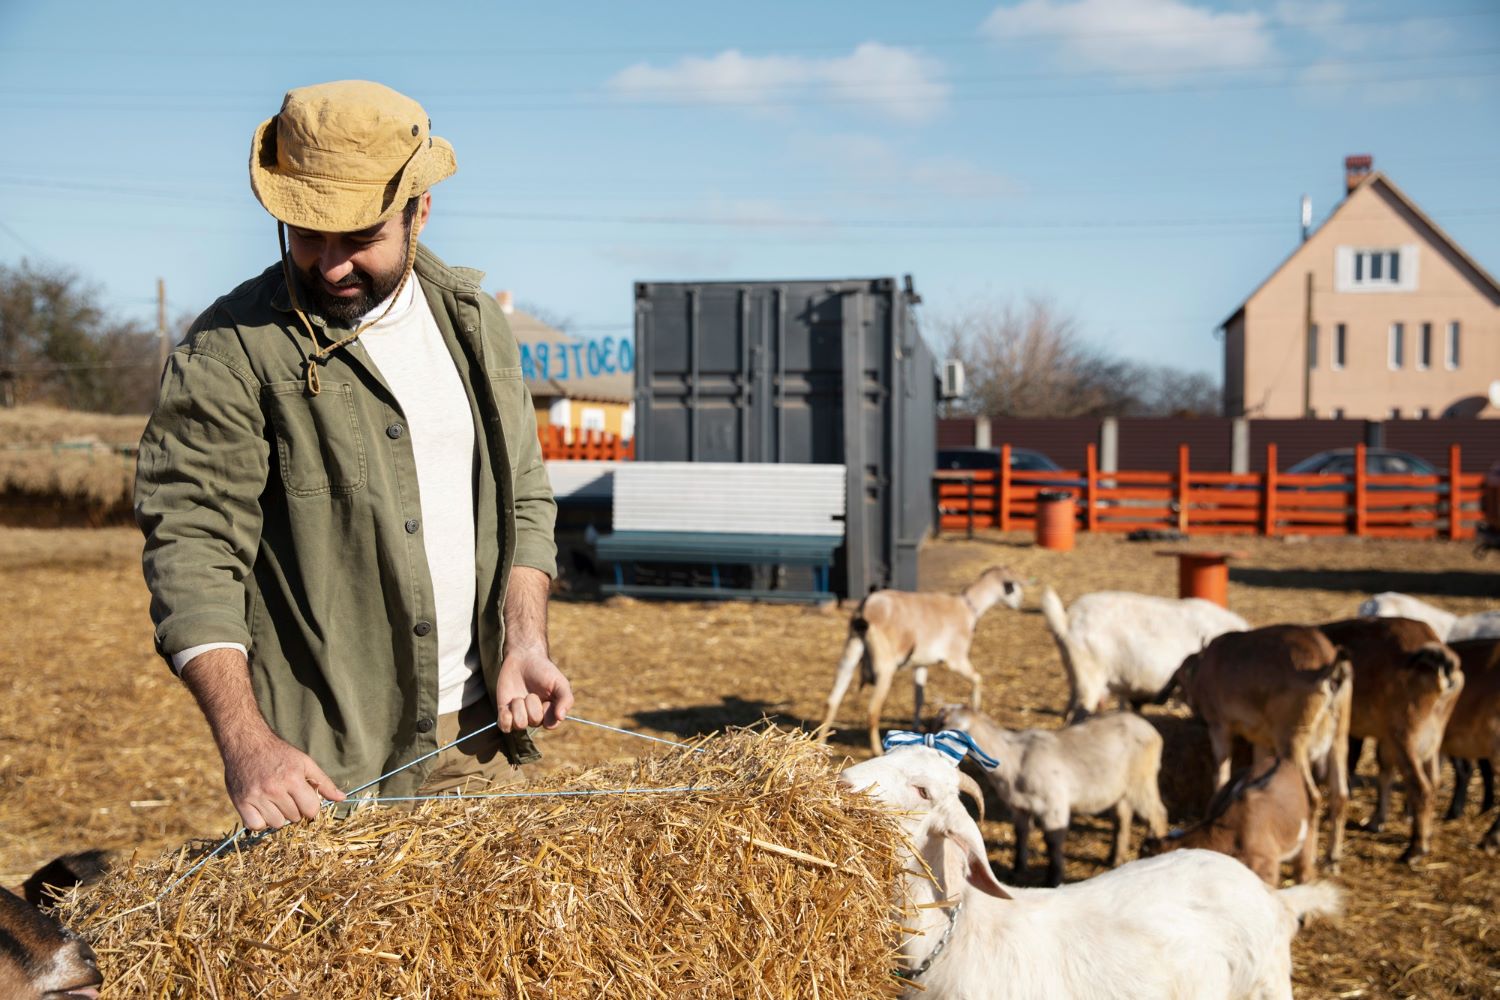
[935, 443, 1484, 541]
[538, 425, 635, 461]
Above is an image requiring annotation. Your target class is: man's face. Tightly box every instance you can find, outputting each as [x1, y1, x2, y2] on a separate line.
[286, 195, 429, 324]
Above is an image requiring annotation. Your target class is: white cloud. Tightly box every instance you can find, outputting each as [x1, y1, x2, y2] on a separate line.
[606, 42, 949, 123]
[982, 0, 1273, 75]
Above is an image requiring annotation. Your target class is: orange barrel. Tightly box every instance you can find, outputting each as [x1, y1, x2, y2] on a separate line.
[1036, 490, 1076, 551]
[1177, 553, 1230, 607]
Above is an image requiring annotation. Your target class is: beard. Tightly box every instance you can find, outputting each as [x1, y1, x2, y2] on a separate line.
[300, 250, 407, 325]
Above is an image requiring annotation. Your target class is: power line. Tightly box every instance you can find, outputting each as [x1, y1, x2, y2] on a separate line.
[0, 219, 42, 256]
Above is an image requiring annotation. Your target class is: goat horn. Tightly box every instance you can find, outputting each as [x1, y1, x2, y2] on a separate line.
[957, 771, 986, 824]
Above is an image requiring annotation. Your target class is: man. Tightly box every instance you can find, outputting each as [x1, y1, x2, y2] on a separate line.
[136, 80, 572, 832]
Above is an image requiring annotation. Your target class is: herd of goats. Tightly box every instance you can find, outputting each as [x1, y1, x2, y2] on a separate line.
[819, 566, 1497, 996]
[3, 568, 1496, 998]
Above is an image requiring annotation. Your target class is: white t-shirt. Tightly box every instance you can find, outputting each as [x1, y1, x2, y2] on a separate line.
[175, 275, 484, 715]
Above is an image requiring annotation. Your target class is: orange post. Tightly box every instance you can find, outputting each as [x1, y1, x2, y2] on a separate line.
[1353, 442, 1367, 536]
[1085, 443, 1099, 532]
[1176, 444, 1190, 534]
[1448, 444, 1463, 540]
[999, 443, 1012, 531]
[1263, 444, 1279, 537]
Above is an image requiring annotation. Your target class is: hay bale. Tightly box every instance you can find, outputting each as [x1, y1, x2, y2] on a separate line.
[56, 729, 909, 999]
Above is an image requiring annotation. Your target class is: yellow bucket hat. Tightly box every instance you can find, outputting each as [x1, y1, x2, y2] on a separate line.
[250, 80, 456, 233]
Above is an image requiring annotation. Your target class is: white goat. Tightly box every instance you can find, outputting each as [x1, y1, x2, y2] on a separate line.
[1040, 586, 1249, 719]
[937, 704, 1167, 886]
[815, 566, 1023, 754]
[840, 742, 1342, 1000]
[1357, 592, 1500, 642]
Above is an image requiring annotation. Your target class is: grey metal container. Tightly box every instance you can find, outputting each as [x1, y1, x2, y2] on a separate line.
[633, 277, 937, 598]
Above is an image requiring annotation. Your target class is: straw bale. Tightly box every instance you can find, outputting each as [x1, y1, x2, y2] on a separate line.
[55, 729, 910, 999]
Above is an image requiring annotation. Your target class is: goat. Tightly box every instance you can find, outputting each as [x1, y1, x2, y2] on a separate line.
[1143, 757, 1314, 885]
[936, 704, 1167, 887]
[1438, 638, 1500, 852]
[1320, 617, 1464, 863]
[1, 852, 106, 1000]
[1168, 625, 1353, 869]
[1040, 586, 1247, 720]
[1356, 592, 1500, 642]
[839, 740, 1342, 1000]
[815, 566, 1023, 754]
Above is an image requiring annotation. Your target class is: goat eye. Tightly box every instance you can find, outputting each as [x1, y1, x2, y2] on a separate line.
[914, 786, 931, 801]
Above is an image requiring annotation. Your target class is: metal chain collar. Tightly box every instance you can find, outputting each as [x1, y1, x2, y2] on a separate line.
[896, 897, 963, 982]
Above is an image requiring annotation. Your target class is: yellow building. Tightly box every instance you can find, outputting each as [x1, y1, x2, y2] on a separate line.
[1222, 157, 1500, 419]
[496, 292, 635, 439]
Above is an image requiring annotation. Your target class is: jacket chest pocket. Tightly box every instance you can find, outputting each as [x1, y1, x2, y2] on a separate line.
[264, 381, 368, 496]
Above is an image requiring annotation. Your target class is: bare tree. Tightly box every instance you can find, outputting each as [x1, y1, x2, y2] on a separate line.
[932, 296, 1219, 418]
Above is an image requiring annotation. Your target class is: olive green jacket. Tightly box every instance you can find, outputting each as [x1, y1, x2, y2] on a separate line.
[135, 244, 556, 797]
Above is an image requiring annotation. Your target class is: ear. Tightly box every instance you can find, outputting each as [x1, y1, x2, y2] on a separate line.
[934, 797, 1011, 899]
[413, 191, 433, 235]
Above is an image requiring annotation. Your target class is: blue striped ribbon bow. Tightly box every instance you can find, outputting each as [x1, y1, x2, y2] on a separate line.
[882, 729, 999, 770]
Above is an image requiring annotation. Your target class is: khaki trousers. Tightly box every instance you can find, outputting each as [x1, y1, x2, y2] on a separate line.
[413, 696, 529, 796]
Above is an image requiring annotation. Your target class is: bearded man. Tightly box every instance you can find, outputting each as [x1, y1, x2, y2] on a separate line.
[136, 80, 572, 831]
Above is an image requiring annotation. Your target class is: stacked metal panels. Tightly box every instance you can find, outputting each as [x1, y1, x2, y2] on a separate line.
[633, 277, 937, 598]
[612, 463, 845, 537]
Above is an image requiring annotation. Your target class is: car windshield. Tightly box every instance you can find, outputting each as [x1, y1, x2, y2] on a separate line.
[1286, 451, 1436, 476]
[937, 450, 1000, 471]
[1011, 451, 1062, 471]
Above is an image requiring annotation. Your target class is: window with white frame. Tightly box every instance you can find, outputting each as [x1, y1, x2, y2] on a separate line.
[1336, 245, 1418, 292]
[1389, 322, 1404, 369]
[1307, 324, 1318, 370]
[580, 407, 606, 433]
[1418, 323, 1432, 370]
[1446, 321, 1461, 369]
[1333, 323, 1347, 369]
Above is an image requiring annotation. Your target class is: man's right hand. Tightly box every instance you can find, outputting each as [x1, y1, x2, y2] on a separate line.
[220, 728, 346, 831]
[179, 647, 346, 832]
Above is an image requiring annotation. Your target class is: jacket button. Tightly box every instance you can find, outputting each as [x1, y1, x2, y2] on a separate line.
[414, 621, 432, 637]
[405, 518, 420, 534]
[386, 423, 404, 439]
[415, 717, 434, 733]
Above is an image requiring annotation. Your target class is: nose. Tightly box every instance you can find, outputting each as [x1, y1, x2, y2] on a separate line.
[319, 242, 355, 283]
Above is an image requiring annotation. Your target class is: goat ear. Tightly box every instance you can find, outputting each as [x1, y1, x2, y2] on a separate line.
[935, 797, 1011, 899]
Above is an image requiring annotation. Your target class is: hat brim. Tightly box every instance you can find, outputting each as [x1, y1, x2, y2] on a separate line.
[249, 116, 456, 233]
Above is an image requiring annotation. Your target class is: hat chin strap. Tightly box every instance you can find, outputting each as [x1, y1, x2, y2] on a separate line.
[277, 218, 419, 395]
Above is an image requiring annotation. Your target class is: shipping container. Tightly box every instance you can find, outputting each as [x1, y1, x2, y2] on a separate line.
[633, 277, 937, 598]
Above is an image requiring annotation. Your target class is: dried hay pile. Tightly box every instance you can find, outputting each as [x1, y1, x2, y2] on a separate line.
[56, 729, 910, 999]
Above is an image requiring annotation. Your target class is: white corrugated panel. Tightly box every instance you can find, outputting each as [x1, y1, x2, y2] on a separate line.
[614, 462, 845, 535]
[545, 461, 620, 501]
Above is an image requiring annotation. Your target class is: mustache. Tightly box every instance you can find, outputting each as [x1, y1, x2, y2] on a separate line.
[320, 271, 367, 289]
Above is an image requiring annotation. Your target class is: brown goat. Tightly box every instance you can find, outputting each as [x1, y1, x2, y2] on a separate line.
[1, 852, 106, 1000]
[1321, 617, 1464, 863]
[1170, 625, 1353, 869]
[1441, 637, 1500, 853]
[1144, 757, 1314, 885]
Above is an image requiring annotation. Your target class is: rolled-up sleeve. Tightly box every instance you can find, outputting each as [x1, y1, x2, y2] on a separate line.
[135, 338, 268, 663]
[508, 379, 558, 580]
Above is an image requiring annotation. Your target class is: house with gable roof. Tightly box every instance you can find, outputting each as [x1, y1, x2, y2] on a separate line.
[1221, 156, 1500, 419]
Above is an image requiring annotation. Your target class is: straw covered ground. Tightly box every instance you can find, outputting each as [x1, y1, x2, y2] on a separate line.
[2, 525, 1499, 997]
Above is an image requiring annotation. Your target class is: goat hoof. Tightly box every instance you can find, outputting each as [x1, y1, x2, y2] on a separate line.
[1323, 860, 1341, 876]
[1358, 820, 1385, 834]
[1398, 847, 1428, 866]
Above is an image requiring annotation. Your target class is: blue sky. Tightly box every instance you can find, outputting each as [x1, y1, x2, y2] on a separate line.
[1, 0, 1496, 379]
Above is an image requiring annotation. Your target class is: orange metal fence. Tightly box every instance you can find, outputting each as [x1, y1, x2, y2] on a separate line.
[935, 442, 1484, 541]
[538, 425, 635, 461]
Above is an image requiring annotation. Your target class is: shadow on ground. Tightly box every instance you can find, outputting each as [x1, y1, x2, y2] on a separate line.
[1231, 566, 1500, 598]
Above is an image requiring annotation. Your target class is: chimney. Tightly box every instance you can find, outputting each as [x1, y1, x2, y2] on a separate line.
[495, 290, 514, 314]
[1344, 154, 1373, 195]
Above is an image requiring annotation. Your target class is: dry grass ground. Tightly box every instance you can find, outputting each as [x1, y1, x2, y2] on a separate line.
[1, 526, 1497, 997]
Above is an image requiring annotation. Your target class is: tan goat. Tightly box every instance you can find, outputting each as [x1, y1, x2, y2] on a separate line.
[1144, 757, 1314, 885]
[1321, 617, 1464, 863]
[1169, 625, 1353, 869]
[1438, 638, 1498, 852]
[814, 566, 1023, 754]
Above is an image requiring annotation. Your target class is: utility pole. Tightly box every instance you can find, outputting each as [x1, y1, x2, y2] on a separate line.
[1303, 271, 1314, 418]
[157, 278, 169, 373]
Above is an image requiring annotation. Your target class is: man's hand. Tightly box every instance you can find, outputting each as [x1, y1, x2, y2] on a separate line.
[221, 728, 346, 831]
[495, 647, 573, 732]
[180, 647, 345, 831]
[498, 565, 572, 732]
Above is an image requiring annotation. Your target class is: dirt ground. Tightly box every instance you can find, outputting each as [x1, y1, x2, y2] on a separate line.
[1, 526, 1497, 998]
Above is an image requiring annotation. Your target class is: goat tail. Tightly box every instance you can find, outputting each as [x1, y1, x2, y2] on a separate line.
[1276, 881, 1343, 927]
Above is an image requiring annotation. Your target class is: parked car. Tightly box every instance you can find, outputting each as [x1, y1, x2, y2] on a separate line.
[1285, 447, 1438, 479]
[936, 446, 1086, 493]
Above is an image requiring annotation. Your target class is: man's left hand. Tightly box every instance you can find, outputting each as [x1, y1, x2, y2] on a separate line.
[495, 647, 573, 732]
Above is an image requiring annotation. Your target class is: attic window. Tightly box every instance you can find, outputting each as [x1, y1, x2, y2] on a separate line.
[1354, 249, 1401, 286]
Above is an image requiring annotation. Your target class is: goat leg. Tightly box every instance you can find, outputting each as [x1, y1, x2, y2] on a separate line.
[1044, 827, 1068, 888]
[815, 635, 866, 742]
[912, 665, 929, 732]
[1012, 811, 1031, 878]
[1446, 757, 1473, 821]
[1481, 758, 1496, 814]
[1111, 800, 1132, 868]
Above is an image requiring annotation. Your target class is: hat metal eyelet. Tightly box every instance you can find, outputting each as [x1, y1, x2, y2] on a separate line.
[411, 125, 419, 136]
